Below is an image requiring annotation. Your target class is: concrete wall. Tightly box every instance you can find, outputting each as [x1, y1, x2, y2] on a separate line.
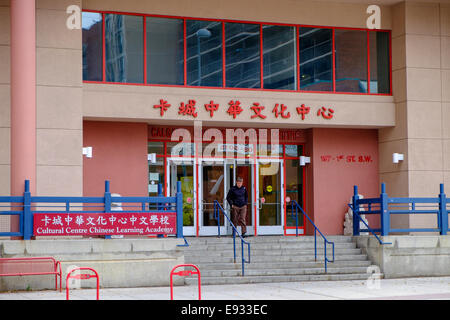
[0, 238, 185, 290]
[355, 235, 450, 278]
[83, 121, 149, 197]
[306, 128, 380, 235]
[379, 2, 450, 233]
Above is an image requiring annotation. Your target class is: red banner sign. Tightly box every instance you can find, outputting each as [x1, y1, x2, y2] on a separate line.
[33, 212, 177, 236]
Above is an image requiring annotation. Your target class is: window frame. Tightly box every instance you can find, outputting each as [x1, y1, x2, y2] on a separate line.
[82, 9, 392, 96]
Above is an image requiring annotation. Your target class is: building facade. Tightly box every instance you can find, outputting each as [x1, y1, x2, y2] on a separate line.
[1, 0, 449, 237]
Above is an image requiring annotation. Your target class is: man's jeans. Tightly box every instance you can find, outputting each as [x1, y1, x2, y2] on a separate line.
[231, 205, 247, 234]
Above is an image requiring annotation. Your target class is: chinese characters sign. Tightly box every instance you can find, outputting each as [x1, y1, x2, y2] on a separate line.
[33, 212, 177, 236]
[153, 99, 335, 121]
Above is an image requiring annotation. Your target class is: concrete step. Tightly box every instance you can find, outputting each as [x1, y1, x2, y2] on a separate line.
[190, 260, 372, 270]
[185, 247, 362, 257]
[184, 242, 356, 251]
[199, 266, 370, 277]
[185, 236, 353, 245]
[185, 253, 369, 264]
[185, 272, 375, 285]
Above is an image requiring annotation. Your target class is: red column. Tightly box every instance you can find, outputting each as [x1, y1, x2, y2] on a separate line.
[10, 0, 36, 197]
[10, 0, 36, 234]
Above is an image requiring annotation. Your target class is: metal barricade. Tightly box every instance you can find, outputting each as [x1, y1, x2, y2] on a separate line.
[66, 267, 100, 300]
[170, 264, 201, 300]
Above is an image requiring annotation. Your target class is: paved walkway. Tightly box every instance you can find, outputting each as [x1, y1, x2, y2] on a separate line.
[1, 276, 450, 300]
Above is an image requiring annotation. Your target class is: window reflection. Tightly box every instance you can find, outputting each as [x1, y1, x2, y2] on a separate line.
[147, 17, 184, 85]
[299, 27, 333, 91]
[225, 23, 261, 88]
[105, 14, 144, 83]
[82, 12, 103, 81]
[186, 20, 223, 87]
[335, 29, 368, 93]
[370, 31, 390, 94]
[263, 25, 296, 90]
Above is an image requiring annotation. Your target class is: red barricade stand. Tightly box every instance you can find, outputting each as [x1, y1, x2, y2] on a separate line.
[170, 264, 201, 300]
[66, 267, 100, 300]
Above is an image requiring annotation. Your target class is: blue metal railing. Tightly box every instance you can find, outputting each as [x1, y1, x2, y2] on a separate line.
[291, 200, 335, 273]
[352, 183, 449, 237]
[0, 180, 184, 240]
[213, 201, 251, 276]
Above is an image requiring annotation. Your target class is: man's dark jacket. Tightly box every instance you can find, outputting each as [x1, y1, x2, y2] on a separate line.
[226, 185, 248, 208]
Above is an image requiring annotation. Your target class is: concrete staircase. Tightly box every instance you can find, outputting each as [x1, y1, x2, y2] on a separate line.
[183, 235, 379, 285]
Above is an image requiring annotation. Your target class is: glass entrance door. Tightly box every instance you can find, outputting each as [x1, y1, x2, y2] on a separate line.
[226, 158, 254, 235]
[256, 159, 284, 234]
[199, 159, 227, 235]
[167, 158, 196, 236]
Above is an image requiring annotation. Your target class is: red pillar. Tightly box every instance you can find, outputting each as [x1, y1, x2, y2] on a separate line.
[10, 0, 36, 231]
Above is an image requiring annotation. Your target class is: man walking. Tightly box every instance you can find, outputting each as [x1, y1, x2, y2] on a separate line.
[226, 177, 248, 237]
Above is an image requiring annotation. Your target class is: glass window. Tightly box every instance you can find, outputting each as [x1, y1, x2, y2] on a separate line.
[105, 14, 144, 83]
[262, 25, 296, 90]
[285, 159, 304, 227]
[225, 23, 261, 88]
[148, 159, 164, 196]
[299, 27, 333, 91]
[335, 29, 368, 93]
[148, 141, 164, 155]
[257, 144, 282, 157]
[82, 12, 103, 81]
[146, 17, 184, 85]
[186, 20, 223, 87]
[167, 142, 195, 157]
[284, 145, 303, 158]
[369, 31, 390, 94]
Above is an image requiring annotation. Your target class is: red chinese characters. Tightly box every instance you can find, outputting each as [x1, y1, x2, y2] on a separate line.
[154, 99, 171, 116]
[272, 104, 291, 119]
[227, 100, 244, 119]
[250, 102, 266, 119]
[317, 106, 334, 119]
[179, 100, 198, 118]
[204, 100, 219, 118]
[296, 104, 310, 120]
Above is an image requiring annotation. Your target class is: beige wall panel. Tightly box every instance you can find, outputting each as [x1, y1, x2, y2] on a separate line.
[36, 48, 82, 87]
[443, 139, 450, 172]
[0, 7, 10, 45]
[378, 139, 408, 174]
[37, 0, 81, 10]
[405, 35, 441, 69]
[83, 84, 395, 128]
[392, 68, 407, 103]
[445, 171, 450, 190]
[406, 68, 441, 102]
[37, 8, 81, 50]
[379, 171, 409, 197]
[0, 84, 10, 128]
[407, 139, 443, 171]
[408, 171, 445, 197]
[442, 37, 450, 70]
[442, 69, 450, 102]
[0, 45, 10, 84]
[83, 0, 392, 29]
[36, 165, 82, 196]
[37, 86, 82, 130]
[36, 129, 82, 166]
[379, 102, 407, 142]
[443, 102, 450, 139]
[405, 2, 440, 36]
[0, 165, 10, 195]
[441, 4, 450, 37]
[407, 101, 442, 139]
[0, 127, 9, 165]
[391, 2, 405, 39]
[392, 35, 406, 72]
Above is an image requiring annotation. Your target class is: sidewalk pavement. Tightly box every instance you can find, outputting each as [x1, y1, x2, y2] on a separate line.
[0, 276, 450, 300]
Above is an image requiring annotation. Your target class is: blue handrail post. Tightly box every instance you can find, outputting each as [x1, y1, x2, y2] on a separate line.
[104, 180, 112, 239]
[380, 183, 390, 236]
[352, 185, 360, 236]
[23, 180, 32, 240]
[439, 184, 448, 235]
[176, 181, 184, 238]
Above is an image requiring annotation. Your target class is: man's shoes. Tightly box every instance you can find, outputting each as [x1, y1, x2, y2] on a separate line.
[242, 233, 247, 238]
